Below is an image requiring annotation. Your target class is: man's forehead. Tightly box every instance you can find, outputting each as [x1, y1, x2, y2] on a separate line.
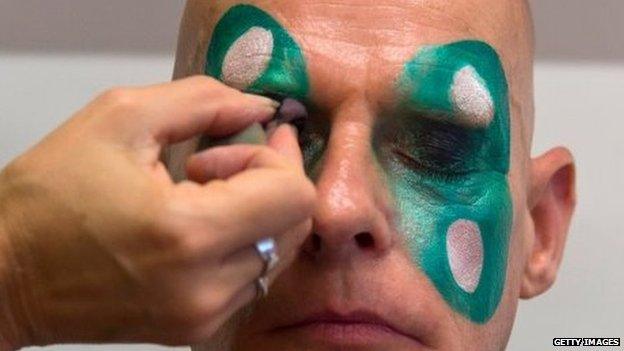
[194, 2, 512, 86]
[192, 0, 514, 49]
[180, 0, 534, 146]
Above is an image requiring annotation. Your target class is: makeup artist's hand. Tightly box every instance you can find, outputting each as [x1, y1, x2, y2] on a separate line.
[0, 76, 316, 348]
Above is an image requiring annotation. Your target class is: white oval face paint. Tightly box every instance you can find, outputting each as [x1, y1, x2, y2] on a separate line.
[222, 26, 274, 90]
[446, 219, 484, 293]
[450, 66, 495, 128]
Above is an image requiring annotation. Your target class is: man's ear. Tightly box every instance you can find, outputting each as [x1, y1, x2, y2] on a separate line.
[520, 147, 576, 298]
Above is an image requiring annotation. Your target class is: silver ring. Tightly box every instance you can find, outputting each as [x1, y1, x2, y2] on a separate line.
[254, 237, 279, 276]
[255, 276, 269, 299]
[254, 238, 278, 299]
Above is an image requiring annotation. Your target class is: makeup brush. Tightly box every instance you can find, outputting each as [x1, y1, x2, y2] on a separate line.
[199, 97, 308, 149]
[266, 97, 308, 134]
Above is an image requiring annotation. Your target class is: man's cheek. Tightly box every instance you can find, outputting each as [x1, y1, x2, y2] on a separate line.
[391, 174, 512, 323]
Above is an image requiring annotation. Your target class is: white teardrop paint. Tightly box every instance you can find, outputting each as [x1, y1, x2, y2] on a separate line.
[450, 66, 495, 128]
[446, 219, 484, 293]
[222, 27, 274, 90]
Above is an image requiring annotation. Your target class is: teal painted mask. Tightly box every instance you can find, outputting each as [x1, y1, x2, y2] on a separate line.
[375, 41, 513, 323]
[205, 6, 512, 324]
[205, 4, 309, 100]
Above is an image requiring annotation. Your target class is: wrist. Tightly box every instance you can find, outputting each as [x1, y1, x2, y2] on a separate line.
[0, 215, 19, 349]
[0, 168, 32, 350]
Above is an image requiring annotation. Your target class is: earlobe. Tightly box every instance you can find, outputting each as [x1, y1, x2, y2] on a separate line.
[521, 147, 576, 298]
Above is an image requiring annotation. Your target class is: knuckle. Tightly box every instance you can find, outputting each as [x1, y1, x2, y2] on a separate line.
[154, 198, 197, 256]
[190, 75, 218, 86]
[164, 229, 203, 262]
[150, 223, 199, 262]
[194, 75, 240, 100]
[98, 87, 141, 113]
[190, 76, 226, 94]
[157, 197, 221, 260]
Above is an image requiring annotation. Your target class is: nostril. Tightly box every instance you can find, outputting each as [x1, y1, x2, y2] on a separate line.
[301, 233, 322, 259]
[355, 232, 375, 249]
[311, 233, 322, 251]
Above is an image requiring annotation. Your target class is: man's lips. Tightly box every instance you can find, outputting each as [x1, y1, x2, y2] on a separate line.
[271, 309, 425, 346]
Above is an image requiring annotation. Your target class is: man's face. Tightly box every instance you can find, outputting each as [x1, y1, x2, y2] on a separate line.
[171, 1, 552, 350]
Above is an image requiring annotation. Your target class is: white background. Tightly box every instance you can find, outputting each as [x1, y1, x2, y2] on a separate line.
[1, 1, 623, 350]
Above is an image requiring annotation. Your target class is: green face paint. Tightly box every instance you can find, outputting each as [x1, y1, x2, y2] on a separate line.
[205, 4, 309, 101]
[375, 40, 513, 323]
[207, 8, 510, 323]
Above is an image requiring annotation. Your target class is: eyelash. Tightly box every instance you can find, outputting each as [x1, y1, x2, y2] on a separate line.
[391, 147, 472, 182]
[250, 96, 475, 182]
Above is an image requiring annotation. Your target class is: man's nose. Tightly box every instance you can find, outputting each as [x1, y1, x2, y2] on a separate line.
[305, 111, 395, 260]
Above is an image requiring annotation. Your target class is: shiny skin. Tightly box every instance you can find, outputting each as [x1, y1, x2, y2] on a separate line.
[170, 1, 575, 350]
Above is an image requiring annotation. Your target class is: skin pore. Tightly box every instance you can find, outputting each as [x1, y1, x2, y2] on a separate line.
[168, 1, 576, 350]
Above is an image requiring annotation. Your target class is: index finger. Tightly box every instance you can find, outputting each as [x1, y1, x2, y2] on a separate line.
[133, 76, 279, 145]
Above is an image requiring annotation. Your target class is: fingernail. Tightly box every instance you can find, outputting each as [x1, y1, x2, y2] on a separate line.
[244, 93, 281, 108]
